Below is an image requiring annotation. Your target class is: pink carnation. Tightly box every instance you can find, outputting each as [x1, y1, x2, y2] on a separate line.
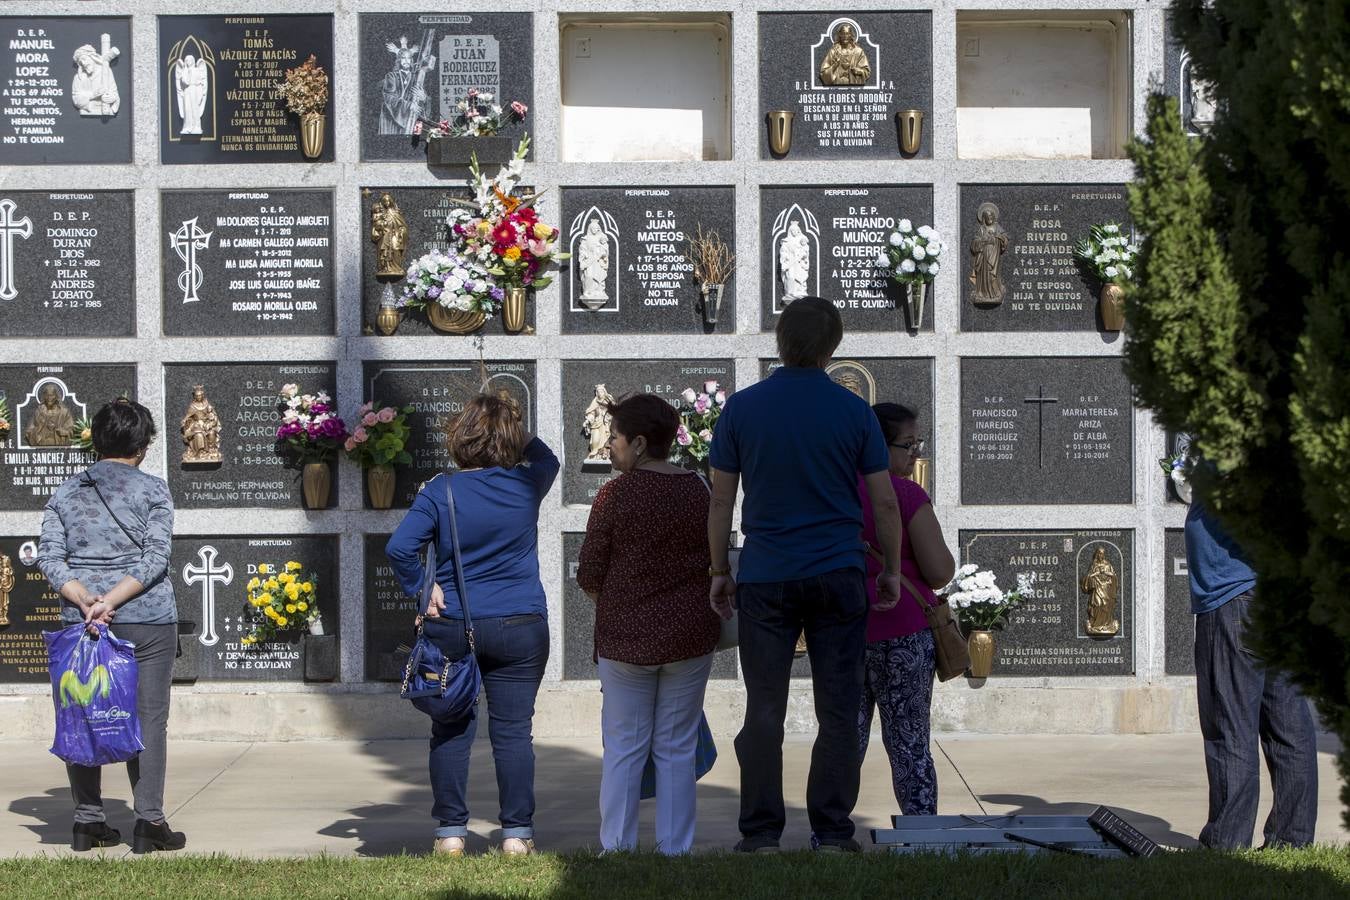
[511, 101, 528, 118]
[362, 412, 379, 427]
[377, 407, 396, 423]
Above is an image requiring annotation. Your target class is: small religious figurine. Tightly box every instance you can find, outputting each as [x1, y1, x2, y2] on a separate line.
[1081, 546, 1120, 636]
[779, 221, 810, 302]
[0, 554, 13, 627]
[578, 219, 610, 303]
[371, 193, 409, 279]
[174, 54, 209, 135]
[380, 34, 435, 134]
[1188, 75, 1217, 134]
[582, 384, 616, 466]
[969, 202, 1008, 307]
[24, 384, 76, 447]
[819, 22, 871, 86]
[71, 34, 121, 117]
[180, 385, 222, 464]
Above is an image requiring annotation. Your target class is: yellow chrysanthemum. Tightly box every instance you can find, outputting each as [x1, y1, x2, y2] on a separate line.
[257, 592, 273, 606]
[247, 577, 261, 591]
[286, 561, 302, 572]
[278, 573, 294, 585]
[266, 578, 279, 591]
[503, 246, 522, 262]
[285, 603, 297, 614]
[476, 220, 491, 235]
[297, 601, 308, 612]
[301, 582, 313, 593]
[264, 606, 278, 619]
[276, 617, 288, 628]
[285, 584, 300, 602]
[257, 563, 271, 575]
[241, 636, 255, 645]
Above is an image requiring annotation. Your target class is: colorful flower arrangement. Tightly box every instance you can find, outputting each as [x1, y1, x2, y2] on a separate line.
[275, 54, 329, 117]
[877, 219, 945, 285]
[240, 560, 319, 645]
[942, 565, 1030, 632]
[415, 88, 527, 140]
[344, 400, 415, 468]
[399, 247, 502, 318]
[1076, 223, 1139, 285]
[446, 136, 567, 290]
[275, 384, 348, 467]
[0, 396, 10, 443]
[672, 380, 727, 467]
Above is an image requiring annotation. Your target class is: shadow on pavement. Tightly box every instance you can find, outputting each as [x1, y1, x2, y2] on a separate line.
[9, 785, 133, 847]
[978, 792, 1195, 848]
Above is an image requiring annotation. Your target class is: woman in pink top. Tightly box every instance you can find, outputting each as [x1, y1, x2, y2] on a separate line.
[856, 403, 955, 815]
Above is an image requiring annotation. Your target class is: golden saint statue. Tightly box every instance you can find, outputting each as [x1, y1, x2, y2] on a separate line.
[24, 384, 76, 447]
[181, 385, 222, 464]
[0, 554, 12, 627]
[371, 192, 409, 279]
[819, 23, 871, 86]
[1081, 546, 1120, 636]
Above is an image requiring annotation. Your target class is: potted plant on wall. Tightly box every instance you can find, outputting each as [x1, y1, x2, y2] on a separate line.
[275, 384, 348, 510]
[879, 219, 944, 333]
[671, 380, 727, 473]
[685, 225, 736, 328]
[275, 54, 329, 159]
[942, 564, 1029, 679]
[1075, 223, 1138, 332]
[344, 400, 415, 509]
[240, 560, 336, 682]
[417, 89, 526, 167]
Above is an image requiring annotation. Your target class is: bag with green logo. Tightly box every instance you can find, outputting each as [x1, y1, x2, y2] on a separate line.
[43, 624, 143, 767]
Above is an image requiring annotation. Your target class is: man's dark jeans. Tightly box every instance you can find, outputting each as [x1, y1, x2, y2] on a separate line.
[1195, 592, 1318, 848]
[735, 568, 868, 844]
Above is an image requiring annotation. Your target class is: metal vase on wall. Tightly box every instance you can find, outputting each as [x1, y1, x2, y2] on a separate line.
[300, 112, 325, 159]
[700, 283, 724, 327]
[502, 286, 527, 334]
[902, 280, 929, 333]
[896, 109, 924, 155]
[766, 111, 795, 156]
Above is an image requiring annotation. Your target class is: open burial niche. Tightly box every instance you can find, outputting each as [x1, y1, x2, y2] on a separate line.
[956, 12, 1132, 160]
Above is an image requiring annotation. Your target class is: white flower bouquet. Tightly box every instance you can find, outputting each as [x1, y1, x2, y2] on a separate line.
[941, 564, 1030, 632]
[876, 219, 945, 285]
[1159, 451, 1193, 504]
[1075, 223, 1139, 285]
[399, 248, 501, 318]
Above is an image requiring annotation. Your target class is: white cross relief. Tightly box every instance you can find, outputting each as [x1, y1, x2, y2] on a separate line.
[0, 198, 34, 301]
[182, 545, 233, 647]
[170, 216, 212, 303]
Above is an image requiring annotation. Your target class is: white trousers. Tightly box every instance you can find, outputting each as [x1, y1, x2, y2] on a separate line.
[598, 653, 714, 854]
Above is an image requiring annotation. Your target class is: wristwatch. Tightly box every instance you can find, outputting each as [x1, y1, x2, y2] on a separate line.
[708, 566, 731, 577]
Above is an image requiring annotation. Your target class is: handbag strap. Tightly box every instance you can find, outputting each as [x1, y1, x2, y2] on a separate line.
[82, 471, 144, 550]
[864, 543, 932, 614]
[443, 474, 476, 647]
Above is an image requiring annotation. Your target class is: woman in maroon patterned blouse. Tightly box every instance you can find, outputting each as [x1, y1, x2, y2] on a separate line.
[577, 393, 719, 855]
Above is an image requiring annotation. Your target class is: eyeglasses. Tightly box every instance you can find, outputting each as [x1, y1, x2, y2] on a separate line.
[889, 438, 926, 455]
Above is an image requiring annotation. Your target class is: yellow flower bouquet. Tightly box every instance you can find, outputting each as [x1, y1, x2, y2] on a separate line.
[240, 560, 320, 646]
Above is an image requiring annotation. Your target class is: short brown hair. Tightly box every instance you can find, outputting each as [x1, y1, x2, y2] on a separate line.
[608, 393, 679, 460]
[776, 296, 843, 368]
[447, 394, 525, 469]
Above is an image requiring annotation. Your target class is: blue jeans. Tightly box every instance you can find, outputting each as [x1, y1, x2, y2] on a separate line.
[734, 568, 868, 844]
[423, 613, 549, 840]
[1194, 592, 1318, 848]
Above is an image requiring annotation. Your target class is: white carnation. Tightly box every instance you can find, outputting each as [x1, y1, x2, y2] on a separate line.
[927, 242, 942, 258]
[927, 261, 940, 277]
[1105, 266, 1119, 279]
[898, 219, 913, 233]
[900, 259, 916, 274]
[889, 232, 904, 247]
[912, 245, 927, 261]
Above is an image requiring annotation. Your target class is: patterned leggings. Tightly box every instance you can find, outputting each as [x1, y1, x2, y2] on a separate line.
[857, 629, 938, 815]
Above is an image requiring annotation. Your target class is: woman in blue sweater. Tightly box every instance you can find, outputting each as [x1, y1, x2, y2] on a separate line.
[386, 394, 559, 857]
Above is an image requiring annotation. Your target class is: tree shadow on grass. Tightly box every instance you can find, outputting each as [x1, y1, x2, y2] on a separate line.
[8, 786, 133, 847]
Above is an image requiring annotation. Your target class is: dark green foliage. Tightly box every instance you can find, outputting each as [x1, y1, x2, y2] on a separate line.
[1127, 0, 1350, 825]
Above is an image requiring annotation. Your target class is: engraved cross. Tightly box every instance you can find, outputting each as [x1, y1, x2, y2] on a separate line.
[170, 216, 212, 304]
[1024, 385, 1060, 469]
[183, 545, 233, 647]
[0, 198, 34, 302]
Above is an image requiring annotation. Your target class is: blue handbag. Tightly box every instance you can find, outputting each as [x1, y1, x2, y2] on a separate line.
[639, 712, 717, 800]
[400, 475, 482, 723]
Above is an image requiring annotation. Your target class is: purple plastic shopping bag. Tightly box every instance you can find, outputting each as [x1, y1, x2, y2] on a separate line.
[43, 624, 144, 767]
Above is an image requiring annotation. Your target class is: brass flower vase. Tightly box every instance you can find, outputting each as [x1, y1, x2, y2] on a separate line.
[426, 303, 487, 334]
[376, 302, 401, 336]
[502, 285, 527, 334]
[300, 112, 325, 159]
[367, 464, 396, 510]
[700, 283, 724, 327]
[967, 629, 995, 678]
[1100, 283, 1126, 331]
[301, 462, 331, 509]
[896, 109, 924, 155]
[909, 457, 931, 494]
[766, 110, 795, 156]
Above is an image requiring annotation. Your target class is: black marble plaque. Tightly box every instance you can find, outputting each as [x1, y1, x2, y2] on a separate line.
[0, 535, 61, 682]
[158, 15, 335, 165]
[561, 359, 734, 506]
[959, 529, 1134, 676]
[1, 17, 133, 165]
[759, 185, 932, 332]
[0, 364, 135, 511]
[362, 360, 538, 508]
[959, 184, 1131, 332]
[961, 357, 1133, 506]
[172, 534, 340, 681]
[364, 532, 413, 681]
[359, 187, 536, 336]
[562, 533, 737, 681]
[758, 12, 932, 160]
[560, 186, 736, 335]
[1164, 528, 1194, 676]
[160, 189, 335, 336]
[358, 13, 533, 162]
[164, 362, 337, 509]
[0, 190, 135, 336]
[1163, 13, 1215, 139]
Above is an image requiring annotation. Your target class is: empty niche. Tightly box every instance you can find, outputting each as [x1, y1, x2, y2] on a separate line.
[559, 14, 732, 162]
[956, 12, 1132, 160]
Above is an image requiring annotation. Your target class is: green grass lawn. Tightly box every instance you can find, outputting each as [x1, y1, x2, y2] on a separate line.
[1, 848, 1347, 900]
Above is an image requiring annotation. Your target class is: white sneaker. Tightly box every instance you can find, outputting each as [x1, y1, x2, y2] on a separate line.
[433, 836, 465, 857]
[501, 837, 535, 856]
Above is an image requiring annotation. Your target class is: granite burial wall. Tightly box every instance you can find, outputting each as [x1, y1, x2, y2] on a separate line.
[0, 2, 1196, 737]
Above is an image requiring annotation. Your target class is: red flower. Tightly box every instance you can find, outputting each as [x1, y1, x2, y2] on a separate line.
[491, 221, 517, 248]
[513, 205, 538, 224]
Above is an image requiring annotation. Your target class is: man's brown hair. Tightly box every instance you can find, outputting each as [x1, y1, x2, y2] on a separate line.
[776, 296, 843, 368]
[447, 394, 525, 469]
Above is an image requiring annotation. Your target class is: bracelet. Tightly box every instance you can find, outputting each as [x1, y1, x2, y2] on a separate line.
[708, 566, 731, 577]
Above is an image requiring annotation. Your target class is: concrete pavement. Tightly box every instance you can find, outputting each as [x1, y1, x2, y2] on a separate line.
[2, 733, 1345, 857]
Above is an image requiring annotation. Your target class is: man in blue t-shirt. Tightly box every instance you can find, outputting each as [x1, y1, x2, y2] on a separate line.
[708, 296, 904, 853]
[1186, 496, 1317, 848]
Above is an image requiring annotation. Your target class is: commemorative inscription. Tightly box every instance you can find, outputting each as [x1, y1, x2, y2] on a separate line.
[961, 357, 1132, 506]
[364, 533, 414, 681]
[164, 362, 337, 509]
[960, 529, 1134, 677]
[161, 189, 335, 336]
[2, 17, 132, 165]
[158, 15, 335, 164]
[0, 536, 61, 682]
[560, 187, 737, 335]
[760, 185, 931, 332]
[1164, 528, 1195, 676]
[0, 191, 135, 336]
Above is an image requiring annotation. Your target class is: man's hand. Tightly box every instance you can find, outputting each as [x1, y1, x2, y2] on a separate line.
[873, 572, 902, 611]
[709, 575, 737, 621]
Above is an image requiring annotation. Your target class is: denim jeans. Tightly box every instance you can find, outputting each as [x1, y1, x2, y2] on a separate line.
[1194, 592, 1318, 848]
[734, 568, 868, 844]
[423, 613, 549, 840]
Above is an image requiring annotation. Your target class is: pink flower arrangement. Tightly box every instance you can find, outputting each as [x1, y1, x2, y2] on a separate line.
[344, 400, 415, 469]
[415, 89, 527, 140]
[671, 381, 729, 468]
[275, 385, 348, 466]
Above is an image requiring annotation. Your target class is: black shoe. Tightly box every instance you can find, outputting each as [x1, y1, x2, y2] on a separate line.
[132, 819, 186, 854]
[811, 836, 862, 853]
[734, 835, 781, 854]
[71, 821, 121, 851]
